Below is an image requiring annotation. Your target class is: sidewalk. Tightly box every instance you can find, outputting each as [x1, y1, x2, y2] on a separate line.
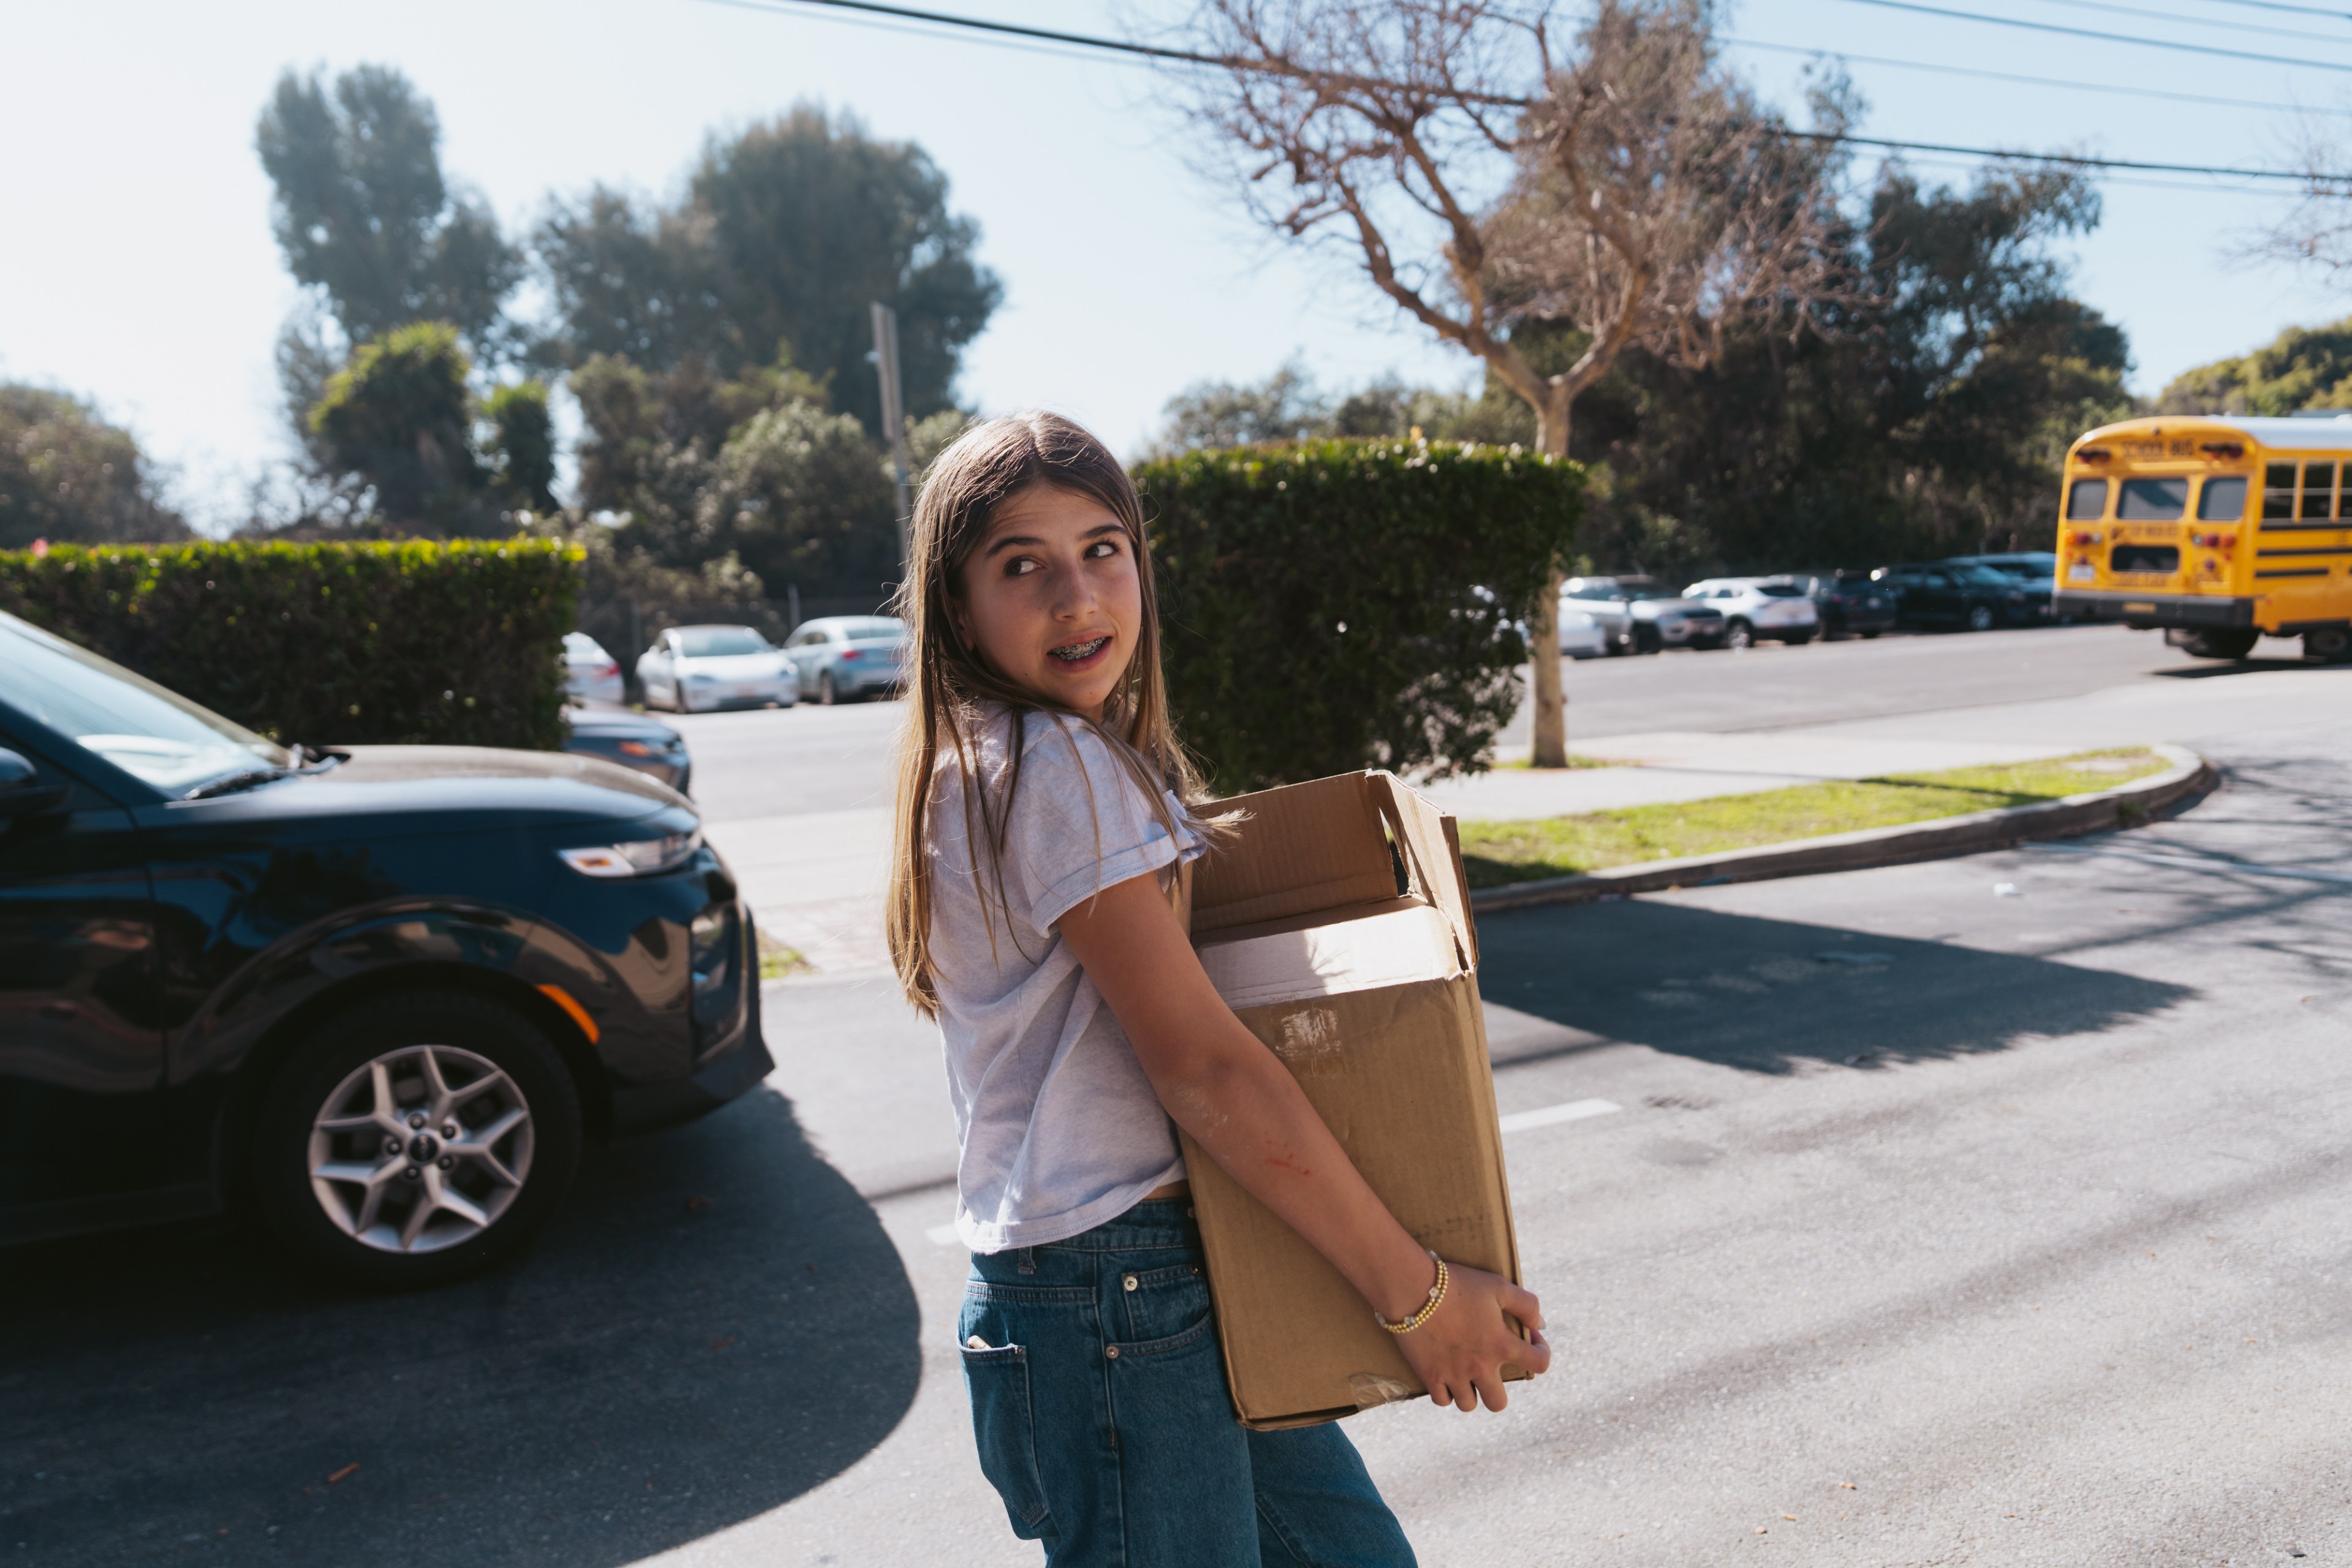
[709, 666, 2343, 977]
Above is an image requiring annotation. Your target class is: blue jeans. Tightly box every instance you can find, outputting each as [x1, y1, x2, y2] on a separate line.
[958, 1198, 1418, 1567]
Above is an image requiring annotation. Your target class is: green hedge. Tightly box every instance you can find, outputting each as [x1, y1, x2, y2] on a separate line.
[1140, 439, 1582, 794]
[0, 540, 579, 751]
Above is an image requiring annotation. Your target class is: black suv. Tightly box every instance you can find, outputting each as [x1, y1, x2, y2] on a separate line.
[1872, 562, 2035, 631]
[0, 610, 770, 1287]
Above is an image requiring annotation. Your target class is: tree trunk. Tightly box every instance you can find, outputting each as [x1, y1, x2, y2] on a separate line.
[1527, 388, 1574, 769]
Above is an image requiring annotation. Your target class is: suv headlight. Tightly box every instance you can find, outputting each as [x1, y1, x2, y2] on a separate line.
[557, 827, 703, 878]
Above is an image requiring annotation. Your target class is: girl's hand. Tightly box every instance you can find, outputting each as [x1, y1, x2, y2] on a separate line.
[1386, 1261, 1551, 1412]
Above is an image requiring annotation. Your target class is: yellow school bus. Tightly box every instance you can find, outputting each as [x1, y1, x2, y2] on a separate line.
[2054, 415, 2352, 660]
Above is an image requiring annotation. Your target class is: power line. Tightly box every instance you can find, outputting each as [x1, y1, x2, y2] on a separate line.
[1725, 33, 2352, 116]
[2196, 0, 2352, 21]
[715, 0, 2351, 183]
[1825, 0, 2352, 71]
[2036, 0, 2352, 47]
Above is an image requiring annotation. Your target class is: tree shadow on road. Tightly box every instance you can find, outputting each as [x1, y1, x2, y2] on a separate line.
[0, 1085, 917, 1568]
[1478, 901, 2193, 1074]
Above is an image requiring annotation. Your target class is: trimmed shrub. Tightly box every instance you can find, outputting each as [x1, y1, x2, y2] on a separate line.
[1139, 438, 1582, 794]
[0, 540, 578, 751]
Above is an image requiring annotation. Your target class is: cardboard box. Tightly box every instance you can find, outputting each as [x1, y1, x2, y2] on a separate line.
[1181, 770, 1526, 1430]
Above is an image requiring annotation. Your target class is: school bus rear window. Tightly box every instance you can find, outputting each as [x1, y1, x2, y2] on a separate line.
[2118, 477, 2188, 519]
[2198, 476, 2248, 521]
[2066, 478, 2107, 520]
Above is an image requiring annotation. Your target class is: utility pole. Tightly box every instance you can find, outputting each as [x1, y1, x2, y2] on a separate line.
[870, 302, 913, 586]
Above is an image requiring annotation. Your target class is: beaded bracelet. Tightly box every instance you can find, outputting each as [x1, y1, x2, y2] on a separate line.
[1374, 1250, 1450, 1335]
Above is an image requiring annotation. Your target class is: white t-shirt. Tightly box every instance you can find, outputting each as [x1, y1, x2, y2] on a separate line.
[927, 707, 1205, 1253]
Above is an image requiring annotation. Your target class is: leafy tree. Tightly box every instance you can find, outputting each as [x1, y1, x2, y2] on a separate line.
[693, 401, 898, 590]
[484, 382, 558, 511]
[2157, 317, 2352, 415]
[0, 385, 189, 548]
[256, 65, 520, 347]
[536, 104, 1001, 436]
[307, 322, 489, 531]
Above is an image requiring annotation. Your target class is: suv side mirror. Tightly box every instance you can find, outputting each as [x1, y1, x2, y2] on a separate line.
[0, 748, 69, 818]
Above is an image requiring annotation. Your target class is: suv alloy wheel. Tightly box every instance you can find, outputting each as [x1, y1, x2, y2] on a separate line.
[1723, 619, 1753, 650]
[1965, 605, 1995, 632]
[252, 993, 583, 1287]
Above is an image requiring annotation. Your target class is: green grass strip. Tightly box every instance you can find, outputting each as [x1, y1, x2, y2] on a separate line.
[1457, 748, 2167, 889]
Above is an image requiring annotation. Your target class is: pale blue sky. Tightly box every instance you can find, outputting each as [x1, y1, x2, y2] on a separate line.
[3, 0, 2349, 529]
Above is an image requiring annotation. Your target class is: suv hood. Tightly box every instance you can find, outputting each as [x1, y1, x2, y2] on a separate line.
[145, 743, 690, 836]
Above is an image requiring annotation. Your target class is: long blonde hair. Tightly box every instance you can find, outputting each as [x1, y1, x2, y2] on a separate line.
[886, 411, 1211, 1016]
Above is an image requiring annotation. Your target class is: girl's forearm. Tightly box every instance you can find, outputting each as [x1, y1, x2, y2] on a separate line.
[1163, 1038, 1440, 1324]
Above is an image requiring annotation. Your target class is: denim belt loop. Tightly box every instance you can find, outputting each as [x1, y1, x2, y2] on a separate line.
[1016, 1246, 1037, 1275]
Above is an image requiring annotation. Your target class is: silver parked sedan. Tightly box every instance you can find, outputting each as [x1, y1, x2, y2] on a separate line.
[635, 624, 800, 713]
[781, 616, 908, 704]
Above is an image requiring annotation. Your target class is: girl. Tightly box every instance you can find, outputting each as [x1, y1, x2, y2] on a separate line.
[888, 412, 1549, 1566]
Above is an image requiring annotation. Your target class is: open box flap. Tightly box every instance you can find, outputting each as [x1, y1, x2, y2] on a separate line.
[1193, 773, 1398, 934]
[1195, 771, 1479, 971]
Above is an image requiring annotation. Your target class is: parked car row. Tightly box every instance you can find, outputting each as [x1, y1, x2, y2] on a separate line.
[1557, 553, 2062, 657]
[564, 617, 912, 716]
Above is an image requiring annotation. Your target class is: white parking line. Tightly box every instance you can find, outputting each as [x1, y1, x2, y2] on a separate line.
[921, 1099, 1624, 1246]
[1498, 1098, 1623, 1134]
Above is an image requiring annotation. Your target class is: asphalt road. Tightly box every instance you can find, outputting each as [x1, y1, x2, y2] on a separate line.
[8, 630, 2348, 1566]
[668, 622, 2293, 823]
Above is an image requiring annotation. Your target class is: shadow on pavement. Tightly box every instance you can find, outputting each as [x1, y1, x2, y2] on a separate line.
[2147, 656, 2326, 680]
[1479, 901, 2193, 1074]
[0, 1086, 918, 1567]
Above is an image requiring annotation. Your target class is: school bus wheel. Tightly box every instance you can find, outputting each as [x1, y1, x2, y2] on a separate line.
[2304, 627, 2352, 663]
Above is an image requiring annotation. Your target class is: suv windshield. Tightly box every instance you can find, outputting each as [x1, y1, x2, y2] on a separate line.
[1952, 564, 2016, 587]
[0, 612, 293, 795]
[678, 627, 770, 657]
[1755, 583, 1805, 598]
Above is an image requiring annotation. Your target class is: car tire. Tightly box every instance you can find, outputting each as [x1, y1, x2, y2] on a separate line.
[1634, 624, 1663, 655]
[2180, 629, 2259, 660]
[819, 671, 838, 706]
[1603, 633, 1628, 657]
[1723, 619, 1753, 651]
[251, 991, 583, 1290]
[1783, 632, 1814, 646]
[1966, 605, 1995, 632]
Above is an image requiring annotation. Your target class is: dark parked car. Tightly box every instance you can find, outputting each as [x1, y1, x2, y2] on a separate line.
[561, 705, 692, 794]
[1948, 552, 2062, 621]
[0, 609, 769, 1287]
[1787, 572, 1897, 639]
[1872, 562, 2035, 631]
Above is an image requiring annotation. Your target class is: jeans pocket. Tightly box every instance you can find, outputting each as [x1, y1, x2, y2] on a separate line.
[1115, 1261, 1211, 1346]
[958, 1338, 1054, 1540]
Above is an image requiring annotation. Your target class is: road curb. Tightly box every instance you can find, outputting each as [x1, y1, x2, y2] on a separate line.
[1467, 744, 2215, 916]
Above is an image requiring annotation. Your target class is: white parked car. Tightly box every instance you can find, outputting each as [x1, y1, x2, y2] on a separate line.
[1557, 608, 1609, 660]
[635, 624, 800, 713]
[562, 631, 624, 706]
[781, 616, 909, 704]
[1681, 578, 1821, 650]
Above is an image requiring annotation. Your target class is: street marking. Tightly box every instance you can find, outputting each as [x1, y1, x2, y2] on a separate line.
[2024, 842, 2352, 887]
[1499, 1098, 1622, 1134]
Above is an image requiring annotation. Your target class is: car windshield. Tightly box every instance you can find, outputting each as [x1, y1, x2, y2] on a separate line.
[839, 617, 907, 641]
[678, 627, 770, 657]
[1616, 584, 1673, 601]
[0, 612, 294, 795]
[1755, 583, 1805, 598]
[1952, 564, 2016, 586]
